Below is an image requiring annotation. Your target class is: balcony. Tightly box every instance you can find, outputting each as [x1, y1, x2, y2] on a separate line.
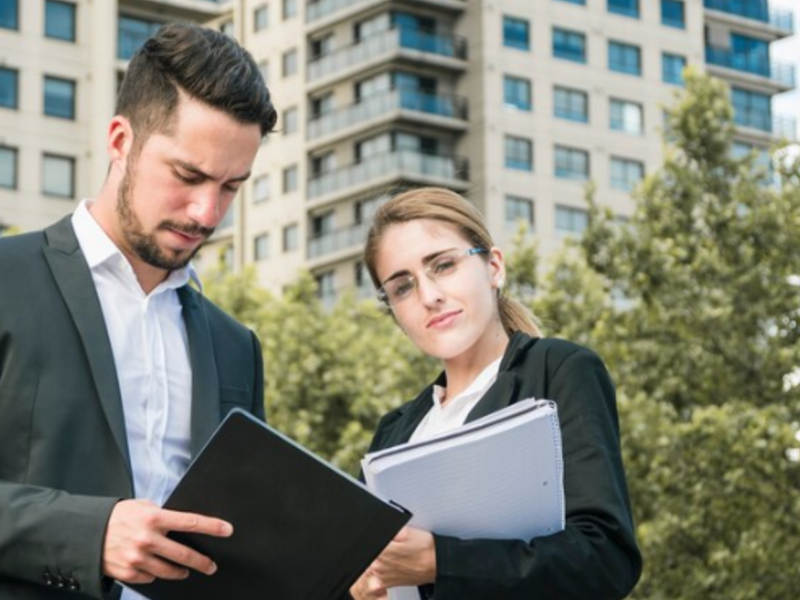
[308, 149, 469, 200]
[704, 0, 794, 33]
[705, 45, 796, 89]
[307, 27, 468, 84]
[308, 88, 468, 141]
[308, 221, 368, 259]
[306, 0, 467, 25]
[118, 0, 227, 22]
[734, 110, 797, 141]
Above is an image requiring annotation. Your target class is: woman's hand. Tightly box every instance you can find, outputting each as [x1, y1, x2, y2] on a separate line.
[371, 526, 436, 589]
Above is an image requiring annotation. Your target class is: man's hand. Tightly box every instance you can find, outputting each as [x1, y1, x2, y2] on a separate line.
[102, 499, 233, 584]
[350, 568, 387, 600]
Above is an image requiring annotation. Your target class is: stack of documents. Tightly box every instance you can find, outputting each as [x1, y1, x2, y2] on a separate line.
[361, 398, 564, 600]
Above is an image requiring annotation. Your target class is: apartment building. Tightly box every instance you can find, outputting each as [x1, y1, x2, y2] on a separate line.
[0, 0, 795, 304]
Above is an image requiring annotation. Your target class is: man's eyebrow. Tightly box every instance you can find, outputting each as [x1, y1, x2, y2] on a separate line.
[381, 247, 457, 284]
[172, 159, 251, 182]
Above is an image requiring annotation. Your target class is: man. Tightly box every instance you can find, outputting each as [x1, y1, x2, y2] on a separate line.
[0, 23, 277, 599]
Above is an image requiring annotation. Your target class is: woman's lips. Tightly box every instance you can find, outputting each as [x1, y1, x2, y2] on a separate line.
[427, 310, 461, 329]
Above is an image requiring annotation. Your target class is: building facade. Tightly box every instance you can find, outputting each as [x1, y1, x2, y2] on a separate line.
[0, 0, 795, 303]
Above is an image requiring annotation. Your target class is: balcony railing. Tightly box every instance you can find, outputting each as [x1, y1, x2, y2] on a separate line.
[308, 27, 467, 81]
[772, 115, 797, 140]
[705, 45, 796, 87]
[308, 149, 469, 198]
[308, 221, 368, 258]
[732, 109, 797, 140]
[704, 0, 795, 32]
[306, 0, 365, 22]
[308, 88, 468, 139]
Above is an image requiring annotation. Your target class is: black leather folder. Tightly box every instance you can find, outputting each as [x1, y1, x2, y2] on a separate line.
[130, 409, 410, 600]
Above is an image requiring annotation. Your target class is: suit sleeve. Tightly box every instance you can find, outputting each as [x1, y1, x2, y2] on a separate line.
[0, 482, 119, 598]
[250, 330, 266, 421]
[431, 349, 642, 600]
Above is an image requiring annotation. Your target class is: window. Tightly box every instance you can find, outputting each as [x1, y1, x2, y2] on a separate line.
[553, 28, 586, 63]
[254, 5, 268, 32]
[258, 60, 270, 87]
[662, 52, 686, 85]
[45, 1, 76, 42]
[42, 153, 75, 198]
[283, 0, 297, 19]
[505, 136, 533, 171]
[220, 20, 235, 37]
[282, 223, 298, 252]
[316, 271, 336, 301]
[732, 87, 771, 132]
[311, 93, 333, 118]
[0, 67, 18, 109]
[44, 76, 76, 119]
[555, 145, 589, 181]
[118, 16, 161, 60]
[311, 152, 334, 177]
[253, 174, 270, 202]
[282, 49, 298, 77]
[283, 106, 298, 135]
[608, 0, 639, 18]
[505, 195, 534, 229]
[661, 0, 685, 28]
[609, 98, 643, 134]
[311, 211, 334, 238]
[219, 204, 235, 229]
[503, 75, 532, 111]
[254, 233, 270, 261]
[554, 86, 588, 123]
[556, 205, 589, 234]
[608, 41, 641, 76]
[557, 0, 586, 4]
[310, 34, 333, 59]
[283, 164, 298, 192]
[503, 16, 530, 51]
[611, 157, 644, 190]
[1, 0, 19, 30]
[0, 146, 17, 189]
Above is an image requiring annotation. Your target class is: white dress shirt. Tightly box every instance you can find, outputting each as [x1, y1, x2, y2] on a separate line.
[409, 356, 503, 443]
[72, 200, 198, 600]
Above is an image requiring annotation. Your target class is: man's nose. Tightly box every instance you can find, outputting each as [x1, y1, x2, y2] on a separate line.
[186, 187, 223, 228]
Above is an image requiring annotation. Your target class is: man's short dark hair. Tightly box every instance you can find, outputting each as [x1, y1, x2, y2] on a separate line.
[116, 22, 277, 147]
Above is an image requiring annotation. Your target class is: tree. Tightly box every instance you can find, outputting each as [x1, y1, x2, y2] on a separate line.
[506, 71, 800, 598]
[204, 261, 438, 475]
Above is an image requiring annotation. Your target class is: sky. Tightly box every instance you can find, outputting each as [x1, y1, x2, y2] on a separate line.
[771, 0, 799, 139]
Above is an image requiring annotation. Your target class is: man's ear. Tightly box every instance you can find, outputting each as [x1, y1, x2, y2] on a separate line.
[107, 116, 135, 168]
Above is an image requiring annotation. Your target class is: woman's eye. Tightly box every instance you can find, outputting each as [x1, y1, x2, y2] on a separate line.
[432, 258, 456, 274]
[394, 279, 415, 296]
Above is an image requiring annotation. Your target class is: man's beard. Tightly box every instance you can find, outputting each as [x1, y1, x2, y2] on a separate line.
[116, 160, 215, 271]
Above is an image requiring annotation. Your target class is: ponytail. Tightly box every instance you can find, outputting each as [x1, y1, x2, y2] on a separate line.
[498, 294, 542, 337]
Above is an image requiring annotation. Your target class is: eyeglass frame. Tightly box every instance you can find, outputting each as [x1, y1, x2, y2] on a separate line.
[376, 247, 489, 307]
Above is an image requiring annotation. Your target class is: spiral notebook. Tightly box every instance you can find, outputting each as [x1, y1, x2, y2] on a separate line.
[361, 398, 564, 600]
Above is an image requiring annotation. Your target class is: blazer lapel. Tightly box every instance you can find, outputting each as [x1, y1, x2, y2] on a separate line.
[178, 287, 221, 457]
[42, 217, 132, 475]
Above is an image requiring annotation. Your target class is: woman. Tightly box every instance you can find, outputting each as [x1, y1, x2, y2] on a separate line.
[350, 187, 641, 600]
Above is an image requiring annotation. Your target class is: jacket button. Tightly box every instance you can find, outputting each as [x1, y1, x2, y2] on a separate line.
[68, 577, 81, 592]
[43, 569, 54, 586]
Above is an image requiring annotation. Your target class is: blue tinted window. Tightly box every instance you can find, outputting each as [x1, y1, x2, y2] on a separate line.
[555, 145, 589, 181]
[557, 0, 586, 4]
[505, 136, 533, 171]
[118, 16, 162, 60]
[732, 87, 772, 132]
[609, 41, 641, 76]
[661, 0, 685, 28]
[44, 76, 76, 119]
[0, 0, 18, 30]
[608, 0, 639, 18]
[504, 75, 532, 111]
[45, 0, 76, 42]
[553, 28, 586, 63]
[0, 67, 18, 109]
[503, 16, 530, 51]
[662, 52, 686, 85]
[554, 87, 588, 123]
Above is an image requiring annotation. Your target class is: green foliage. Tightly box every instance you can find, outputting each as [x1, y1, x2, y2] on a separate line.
[204, 265, 438, 475]
[506, 70, 800, 598]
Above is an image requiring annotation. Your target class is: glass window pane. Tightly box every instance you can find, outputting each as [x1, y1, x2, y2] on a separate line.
[0, 67, 18, 109]
[662, 52, 687, 85]
[504, 75, 532, 111]
[505, 195, 534, 227]
[254, 233, 270, 261]
[503, 16, 530, 51]
[44, 76, 76, 119]
[45, 0, 76, 42]
[608, 0, 639, 18]
[0, 146, 17, 189]
[661, 0, 685, 28]
[42, 154, 75, 197]
[0, 0, 19, 30]
[254, 5, 268, 31]
[118, 16, 162, 60]
[505, 136, 533, 171]
[609, 41, 641, 75]
[555, 146, 589, 181]
[553, 28, 586, 63]
[554, 87, 588, 123]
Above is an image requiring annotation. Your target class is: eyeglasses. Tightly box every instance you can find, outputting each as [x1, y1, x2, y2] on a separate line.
[377, 247, 488, 307]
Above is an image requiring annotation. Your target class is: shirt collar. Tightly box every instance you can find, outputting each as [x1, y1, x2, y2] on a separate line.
[432, 355, 504, 408]
[71, 199, 201, 293]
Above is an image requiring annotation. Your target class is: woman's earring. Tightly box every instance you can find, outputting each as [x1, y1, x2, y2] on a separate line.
[497, 279, 504, 290]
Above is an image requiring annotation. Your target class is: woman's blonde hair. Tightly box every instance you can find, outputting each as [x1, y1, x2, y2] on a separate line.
[363, 187, 542, 337]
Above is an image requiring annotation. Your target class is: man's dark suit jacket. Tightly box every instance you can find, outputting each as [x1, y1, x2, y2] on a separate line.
[367, 333, 642, 600]
[0, 216, 265, 599]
